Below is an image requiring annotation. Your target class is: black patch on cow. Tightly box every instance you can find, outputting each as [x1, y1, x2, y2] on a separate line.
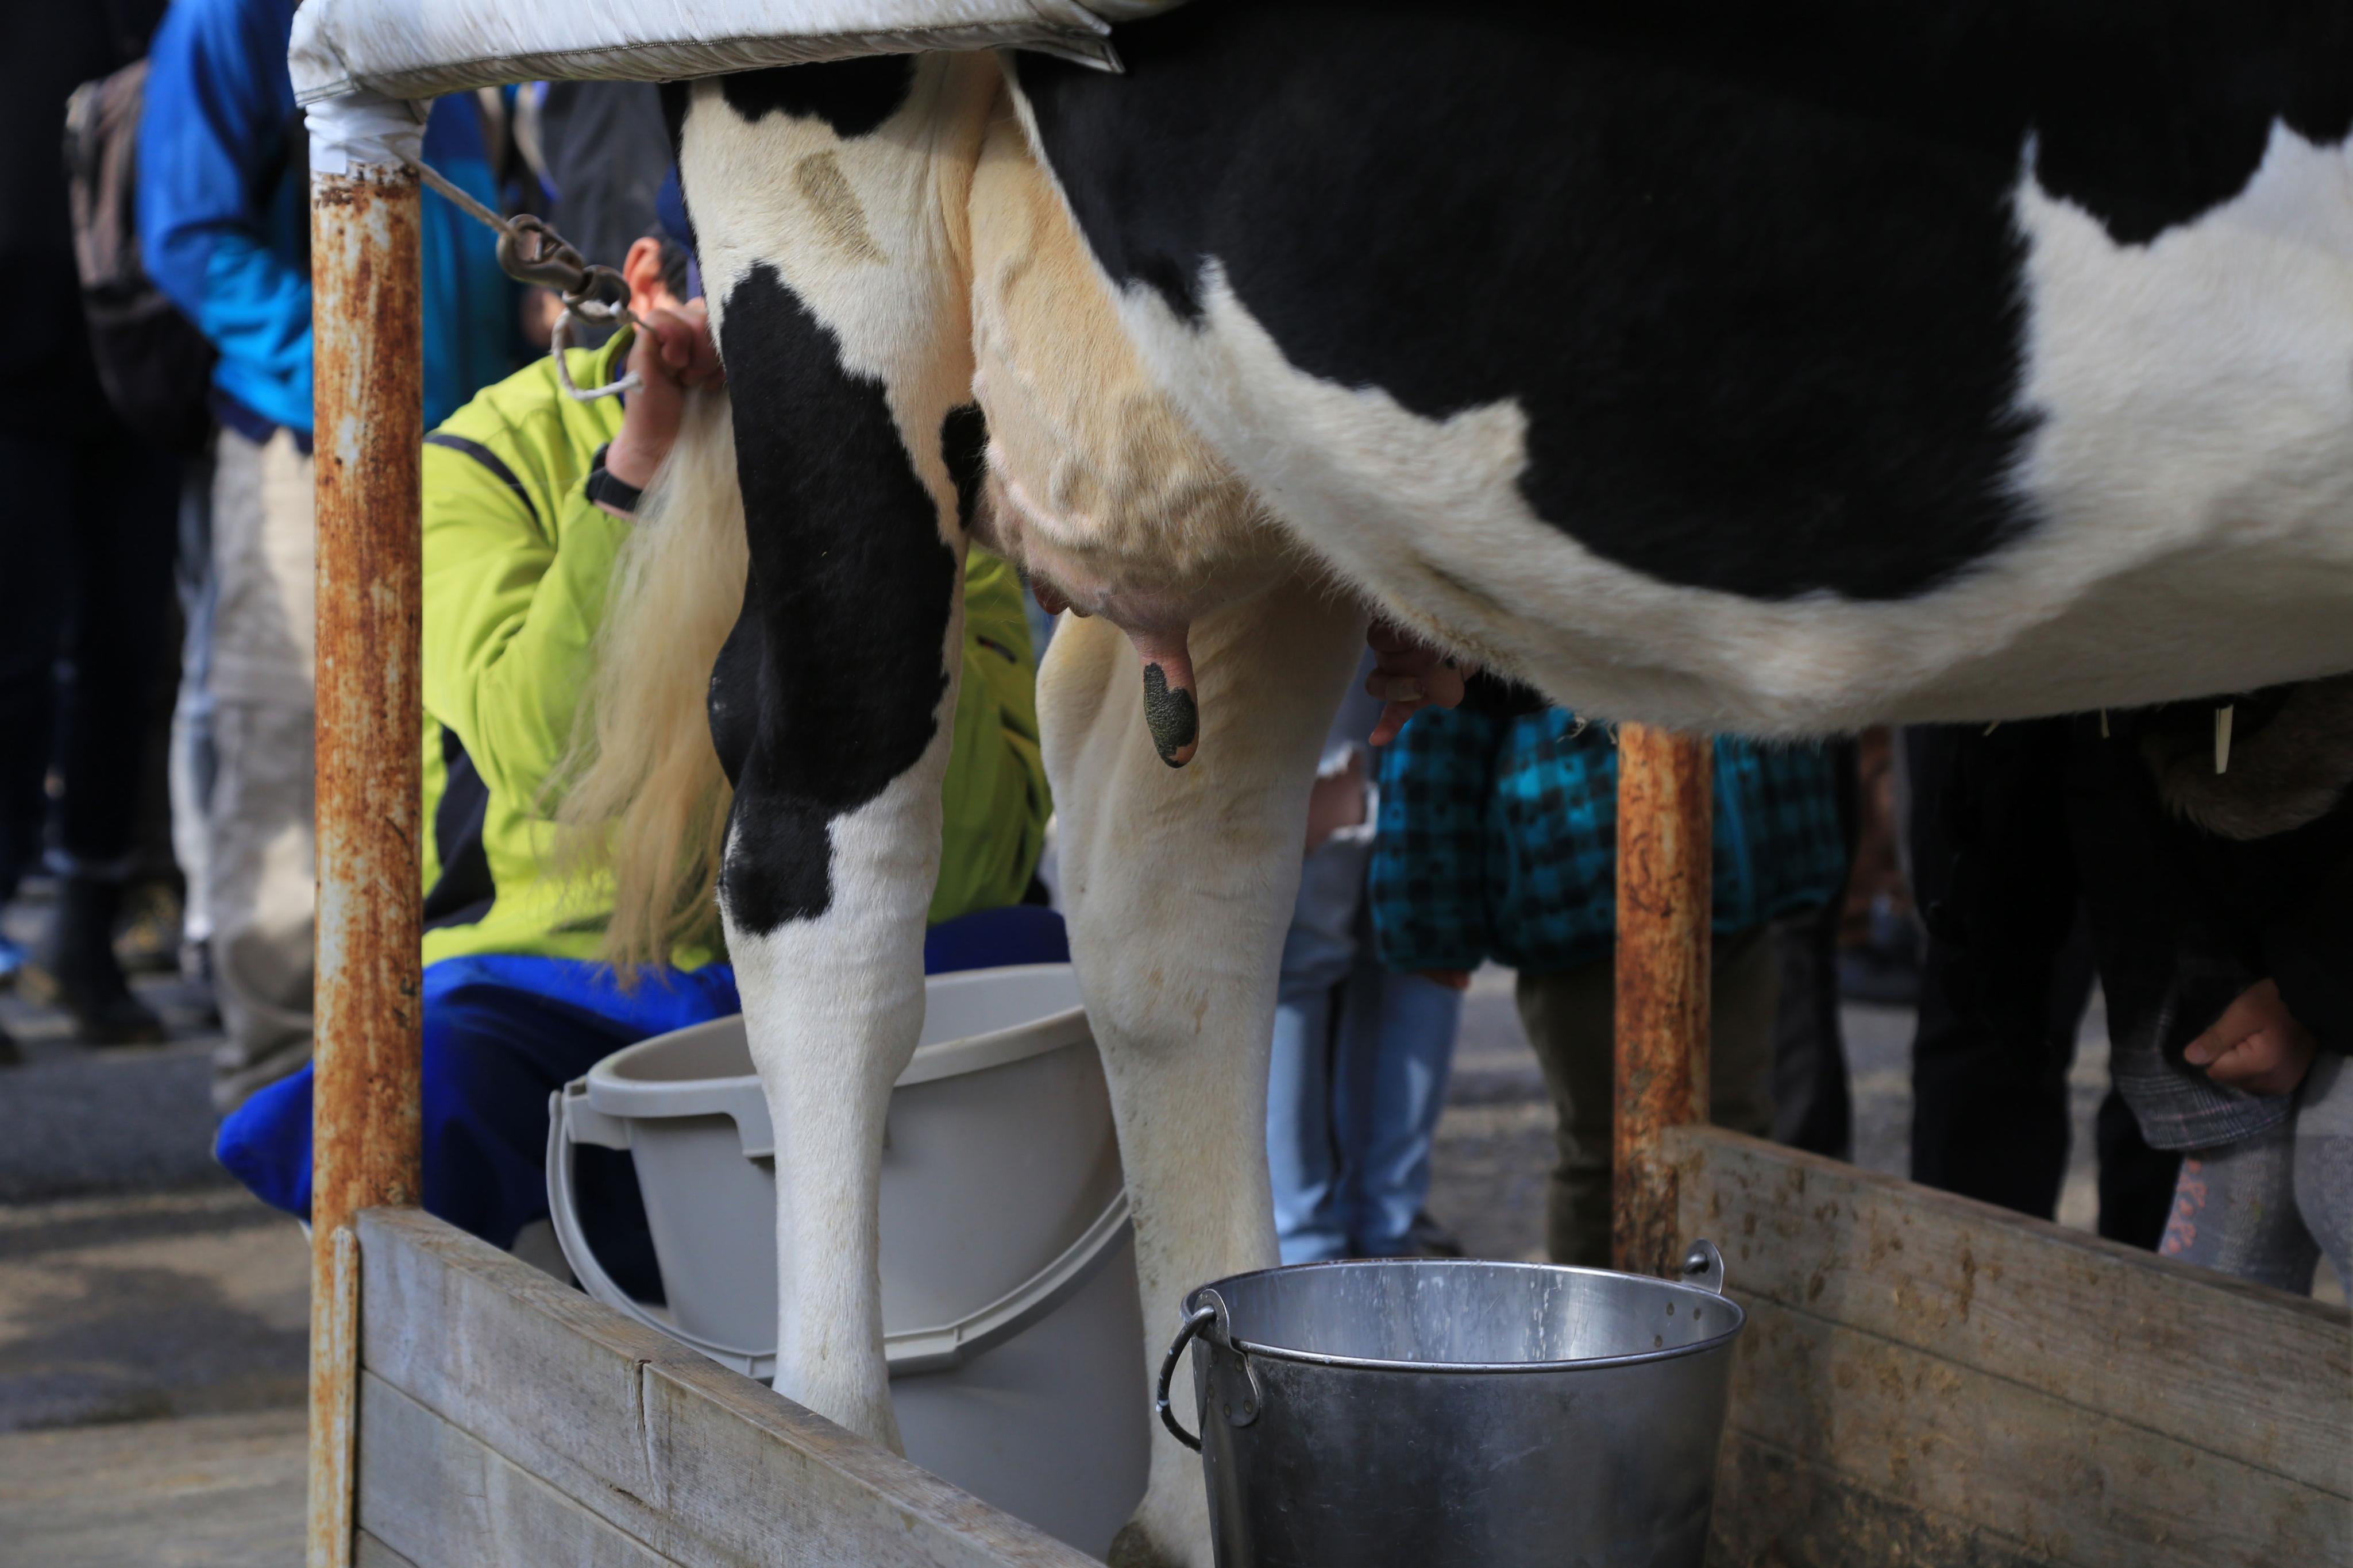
[658, 80, 692, 165]
[942, 404, 988, 532]
[1140, 665, 1198, 766]
[423, 727, 494, 930]
[707, 595, 760, 791]
[710, 263, 957, 932]
[1014, 1, 2353, 603]
[719, 56, 917, 138]
[660, 84, 703, 265]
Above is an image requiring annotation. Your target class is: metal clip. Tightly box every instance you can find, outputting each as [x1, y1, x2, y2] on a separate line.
[496, 215, 589, 295]
[416, 162, 642, 402]
[1681, 1239, 1727, 1296]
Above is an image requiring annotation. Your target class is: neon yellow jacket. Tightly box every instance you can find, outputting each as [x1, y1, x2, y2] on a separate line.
[418, 332, 1049, 970]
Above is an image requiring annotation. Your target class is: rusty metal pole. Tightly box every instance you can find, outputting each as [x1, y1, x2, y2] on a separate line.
[1613, 724, 1712, 1277]
[307, 157, 424, 1568]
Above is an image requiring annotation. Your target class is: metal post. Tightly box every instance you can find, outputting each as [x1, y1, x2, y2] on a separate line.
[307, 159, 424, 1568]
[1613, 724, 1712, 1277]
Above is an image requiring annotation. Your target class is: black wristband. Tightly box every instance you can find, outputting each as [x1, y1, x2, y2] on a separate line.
[585, 442, 644, 517]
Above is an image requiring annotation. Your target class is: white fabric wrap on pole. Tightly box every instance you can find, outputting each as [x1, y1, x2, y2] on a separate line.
[306, 88, 428, 177]
[288, 0, 1190, 105]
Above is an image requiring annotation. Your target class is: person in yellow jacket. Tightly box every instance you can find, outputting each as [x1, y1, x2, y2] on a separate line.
[216, 209, 1055, 1281]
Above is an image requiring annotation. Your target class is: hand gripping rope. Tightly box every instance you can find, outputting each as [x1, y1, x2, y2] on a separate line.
[409, 159, 643, 402]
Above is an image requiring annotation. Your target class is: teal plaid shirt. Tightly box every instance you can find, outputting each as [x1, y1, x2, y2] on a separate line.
[1370, 708, 1848, 975]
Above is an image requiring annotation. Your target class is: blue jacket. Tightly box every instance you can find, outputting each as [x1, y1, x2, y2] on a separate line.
[138, 0, 516, 437]
[1369, 708, 1849, 976]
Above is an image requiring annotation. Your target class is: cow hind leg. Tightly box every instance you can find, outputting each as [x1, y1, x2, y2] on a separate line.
[1043, 574, 1365, 1566]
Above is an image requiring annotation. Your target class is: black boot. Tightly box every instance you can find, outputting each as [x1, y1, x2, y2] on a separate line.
[23, 875, 166, 1045]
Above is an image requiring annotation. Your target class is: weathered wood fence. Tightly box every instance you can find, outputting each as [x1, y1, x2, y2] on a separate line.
[351, 1208, 1098, 1567]
[1676, 1126, 2353, 1566]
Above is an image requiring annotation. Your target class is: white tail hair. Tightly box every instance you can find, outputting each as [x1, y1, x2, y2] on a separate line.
[554, 385, 746, 969]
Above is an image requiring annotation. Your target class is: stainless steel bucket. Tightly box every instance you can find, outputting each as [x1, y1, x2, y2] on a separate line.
[1158, 1243, 1743, 1567]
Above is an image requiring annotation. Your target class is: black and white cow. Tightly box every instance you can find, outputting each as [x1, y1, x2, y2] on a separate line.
[643, 6, 2353, 1560]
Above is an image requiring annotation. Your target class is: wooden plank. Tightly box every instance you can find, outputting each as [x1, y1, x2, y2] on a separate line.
[1719, 1295, 2351, 1567]
[360, 1373, 675, 1567]
[1710, 1429, 2046, 1568]
[1669, 1126, 2352, 1496]
[356, 1208, 1100, 1568]
[356, 1530, 421, 1568]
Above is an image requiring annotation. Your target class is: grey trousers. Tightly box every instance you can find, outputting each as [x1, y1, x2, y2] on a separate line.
[205, 428, 317, 1111]
[2162, 1049, 2353, 1297]
[1515, 926, 1779, 1268]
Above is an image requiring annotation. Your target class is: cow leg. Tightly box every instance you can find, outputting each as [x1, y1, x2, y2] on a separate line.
[705, 360, 966, 1450]
[1043, 574, 1365, 1566]
[679, 59, 995, 1449]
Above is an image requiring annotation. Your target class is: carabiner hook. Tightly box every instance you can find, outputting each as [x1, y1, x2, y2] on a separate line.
[496, 215, 590, 296]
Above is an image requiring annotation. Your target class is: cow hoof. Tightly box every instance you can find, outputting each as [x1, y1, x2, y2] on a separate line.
[1107, 1520, 1187, 1568]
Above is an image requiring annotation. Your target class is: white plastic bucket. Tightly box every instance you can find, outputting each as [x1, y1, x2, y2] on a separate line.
[546, 964, 1147, 1558]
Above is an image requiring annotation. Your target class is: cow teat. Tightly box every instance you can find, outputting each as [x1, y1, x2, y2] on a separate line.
[1126, 626, 1198, 767]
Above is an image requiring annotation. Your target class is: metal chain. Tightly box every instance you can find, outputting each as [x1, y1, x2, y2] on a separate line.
[408, 157, 643, 401]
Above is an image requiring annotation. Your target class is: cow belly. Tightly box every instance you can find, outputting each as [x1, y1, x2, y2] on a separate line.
[1012, 3, 2353, 732]
[1108, 258, 2353, 732]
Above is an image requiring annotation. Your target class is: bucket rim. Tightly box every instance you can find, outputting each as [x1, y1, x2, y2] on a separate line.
[584, 962, 1091, 1117]
[1183, 1257, 1746, 1375]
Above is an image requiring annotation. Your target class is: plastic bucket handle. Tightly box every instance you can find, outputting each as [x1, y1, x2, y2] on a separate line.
[546, 1080, 1132, 1381]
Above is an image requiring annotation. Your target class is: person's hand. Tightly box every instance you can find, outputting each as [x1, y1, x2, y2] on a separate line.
[2184, 978, 2319, 1096]
[1365, 621, 1471, 746]
[602, 300, 723, 492]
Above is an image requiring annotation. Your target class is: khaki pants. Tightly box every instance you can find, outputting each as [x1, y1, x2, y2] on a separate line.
[206, 427, 317, 1111]
[1515, 926, 1779, 1267]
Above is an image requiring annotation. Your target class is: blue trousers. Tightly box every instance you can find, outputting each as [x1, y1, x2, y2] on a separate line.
[215, 906, 1069, 1292]
[1267, 835, 1463, 1262]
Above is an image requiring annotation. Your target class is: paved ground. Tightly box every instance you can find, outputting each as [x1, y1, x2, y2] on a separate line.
[0, 1189, 307, 1434]
[0, 1408, 305, 1568]
[1, 890, 311, 1565]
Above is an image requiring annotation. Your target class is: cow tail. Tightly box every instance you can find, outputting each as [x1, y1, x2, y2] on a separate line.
[553, 383, 746, 972]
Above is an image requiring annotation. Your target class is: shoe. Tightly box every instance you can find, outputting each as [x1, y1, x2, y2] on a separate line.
[113, 882, 186, 976]
[23, 876, 167, 1046]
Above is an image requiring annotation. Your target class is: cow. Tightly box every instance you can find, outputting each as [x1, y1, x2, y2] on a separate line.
[577, 5, 2353, 1561]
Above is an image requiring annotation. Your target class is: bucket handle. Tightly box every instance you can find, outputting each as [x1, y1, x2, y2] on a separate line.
[546, 1081, 1133, 1381]
[1155, 1301, 1221, 1452]
[1681, 1238, 1727, 1295]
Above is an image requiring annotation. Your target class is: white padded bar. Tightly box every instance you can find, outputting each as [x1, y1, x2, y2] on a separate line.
[286, 0, 1185, 104]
